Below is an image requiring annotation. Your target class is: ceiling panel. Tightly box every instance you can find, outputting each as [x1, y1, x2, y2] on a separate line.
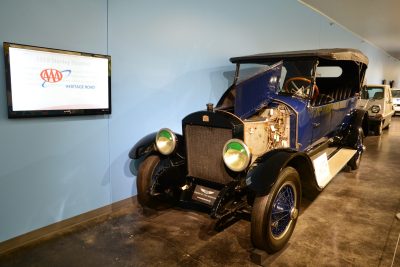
[300, 0, 400, 60]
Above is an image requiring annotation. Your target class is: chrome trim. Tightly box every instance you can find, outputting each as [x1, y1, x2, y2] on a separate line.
[222, 138, 251, 172]
[155, 128, 177, 155]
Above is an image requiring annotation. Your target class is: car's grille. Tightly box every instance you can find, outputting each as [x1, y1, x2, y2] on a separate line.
[185, 125, 234, 184]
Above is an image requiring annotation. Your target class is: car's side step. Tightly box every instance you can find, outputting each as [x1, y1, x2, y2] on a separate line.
[310, 147, 357, 188]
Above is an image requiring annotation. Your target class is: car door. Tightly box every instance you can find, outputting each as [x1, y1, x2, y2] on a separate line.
[309, 99, 332, 144]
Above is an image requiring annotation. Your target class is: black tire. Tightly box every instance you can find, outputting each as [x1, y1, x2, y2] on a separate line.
[375, 121, 383, 135]
[251, 167, 301, 253]
[385, 121, 391, 130]
[348, 129, 364, 170]
[137, 155, 160, 208]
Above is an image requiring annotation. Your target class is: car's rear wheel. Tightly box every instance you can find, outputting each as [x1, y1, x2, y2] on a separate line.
[137, 155, 160, 208]
[385, 120, 391, 130]
[375, 121, 383, 136]
[251, 167, 301, 253]
[348, 129, 364, 170]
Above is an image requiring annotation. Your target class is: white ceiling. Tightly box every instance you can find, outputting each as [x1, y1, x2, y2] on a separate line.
[300, 0, 400, 60]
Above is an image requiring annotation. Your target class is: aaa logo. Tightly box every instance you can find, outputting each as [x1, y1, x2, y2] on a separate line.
[40, 69, 71, 87]
[40, 69, 63, 83]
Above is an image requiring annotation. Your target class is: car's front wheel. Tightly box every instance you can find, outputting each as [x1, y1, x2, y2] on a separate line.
[251, 167, 301, 253]
[136, 155, 160, 208]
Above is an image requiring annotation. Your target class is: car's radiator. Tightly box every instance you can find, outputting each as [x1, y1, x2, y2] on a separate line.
[185, 124, 234, 184]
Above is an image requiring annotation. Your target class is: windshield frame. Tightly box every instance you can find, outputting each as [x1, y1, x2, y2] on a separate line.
[216, 59, 318, 109]
[235, 59, 318, 93]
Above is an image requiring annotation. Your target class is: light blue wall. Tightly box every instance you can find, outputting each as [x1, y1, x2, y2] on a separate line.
[0, 0, 110, 242]
[1, 0, 399, 242]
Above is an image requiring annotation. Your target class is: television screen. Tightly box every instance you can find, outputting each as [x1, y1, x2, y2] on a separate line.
[3, 42, 111, 118]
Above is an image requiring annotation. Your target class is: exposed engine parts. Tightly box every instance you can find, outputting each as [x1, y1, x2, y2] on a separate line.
[244, 103, 291, 162]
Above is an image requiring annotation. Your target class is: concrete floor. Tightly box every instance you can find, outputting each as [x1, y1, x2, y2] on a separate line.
[1, 118, 400, 267]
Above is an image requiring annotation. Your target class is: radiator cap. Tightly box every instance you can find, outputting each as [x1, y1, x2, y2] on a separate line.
[206, 103, 214, 112]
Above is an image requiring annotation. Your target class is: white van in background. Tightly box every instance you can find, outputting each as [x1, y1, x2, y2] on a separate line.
[391, 88, 400, 115]
[359, 84, 394, 135]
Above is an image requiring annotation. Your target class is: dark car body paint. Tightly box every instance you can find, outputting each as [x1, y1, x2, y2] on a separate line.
[129, 131, 186, 164]
[130, 49, 368, 201]
[182, 110, 244, 141]
[246, 149, 315, 195]
[129, 132, 157, 159]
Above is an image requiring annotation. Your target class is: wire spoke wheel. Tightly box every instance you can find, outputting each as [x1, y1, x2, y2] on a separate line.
[270, 183, 297, 239]
[251, 167, 301, 253]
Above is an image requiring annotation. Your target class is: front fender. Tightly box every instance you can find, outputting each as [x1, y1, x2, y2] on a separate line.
[246, 149, 318, 197]
[128, 131, 186, 174]
[129, 132, 157, 159]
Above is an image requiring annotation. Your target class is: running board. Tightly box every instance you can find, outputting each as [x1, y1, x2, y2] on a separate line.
[310, 147, 357, 188]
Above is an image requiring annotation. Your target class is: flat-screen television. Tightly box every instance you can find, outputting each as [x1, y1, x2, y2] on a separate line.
[3, 42, 111, 118]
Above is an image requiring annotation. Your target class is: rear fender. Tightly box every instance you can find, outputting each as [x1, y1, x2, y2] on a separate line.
[246, 149, 319, 198]
[344, 109, 368, 147]
[352, 109, 369, 137]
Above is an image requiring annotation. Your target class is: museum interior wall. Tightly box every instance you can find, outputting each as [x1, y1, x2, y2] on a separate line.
[0, 0, 399, 242]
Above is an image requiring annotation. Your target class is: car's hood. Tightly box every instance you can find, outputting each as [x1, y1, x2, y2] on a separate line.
[234, 62, 282, 119]
[393, 97, 400, 104]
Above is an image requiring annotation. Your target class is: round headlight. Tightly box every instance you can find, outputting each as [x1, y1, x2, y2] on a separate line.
[222, 139, 251, 172]
[371, 105, 381, 113]
[155, 128, 176, 155]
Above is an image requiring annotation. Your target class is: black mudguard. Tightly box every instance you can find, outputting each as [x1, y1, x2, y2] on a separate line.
[129, 131, 185, 159]
[151, 156, 187, 192]
[352, 108, 369, 136]
[344, 109, 368, 147]
[129, 132, 157, 159]
[128, 131, 186, 177]
[246, 148, 319, 198]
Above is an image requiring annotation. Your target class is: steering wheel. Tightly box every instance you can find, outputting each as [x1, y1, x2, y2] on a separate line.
[283, 77, 319, 99]
[312, 83, 319, 100]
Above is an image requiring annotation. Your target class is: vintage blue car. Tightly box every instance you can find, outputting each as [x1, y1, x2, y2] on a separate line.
[129, 49, 369, 253]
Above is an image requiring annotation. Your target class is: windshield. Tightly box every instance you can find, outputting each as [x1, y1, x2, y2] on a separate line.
[237, 60, 316, 99]
[216, 59, 317, 110]
[234, 62, 282, 119]
[362, 86, 384, 100]
[391, 90, 400, 98]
